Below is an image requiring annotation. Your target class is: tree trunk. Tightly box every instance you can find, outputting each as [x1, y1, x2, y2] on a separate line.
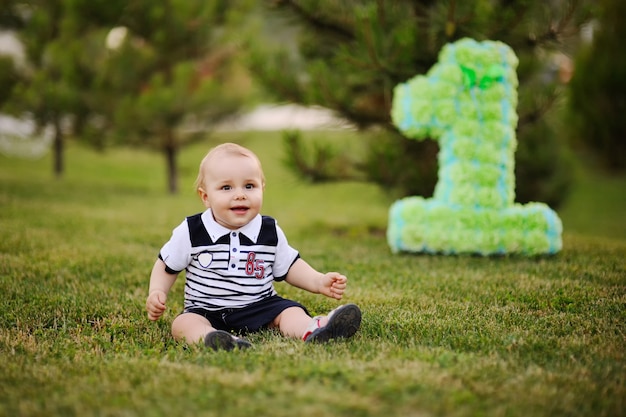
[53, 118, 64, 178]
[164, 129, 178, 194]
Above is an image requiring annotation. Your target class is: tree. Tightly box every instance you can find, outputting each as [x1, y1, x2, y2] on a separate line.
[99, 0, 253, 194]
[0, 56, 19, 107]
[249, 0, 596, 207]
[568, 0, 625, 172]
[1, 0, 127, 177]
[2, 1, 253, 193]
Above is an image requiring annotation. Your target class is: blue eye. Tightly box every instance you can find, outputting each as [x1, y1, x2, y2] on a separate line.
[221, 185, 232, 191]
[245, 184, 255, 190]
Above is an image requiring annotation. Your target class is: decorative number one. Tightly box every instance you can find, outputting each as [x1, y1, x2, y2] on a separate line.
[388, 38, 562, 255]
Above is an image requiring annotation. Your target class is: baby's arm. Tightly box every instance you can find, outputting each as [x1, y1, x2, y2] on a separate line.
[285, 258, 347, 300]
[146, 259, 178, 321]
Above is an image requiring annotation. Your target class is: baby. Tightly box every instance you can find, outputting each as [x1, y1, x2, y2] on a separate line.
[146, 142, 361, 350]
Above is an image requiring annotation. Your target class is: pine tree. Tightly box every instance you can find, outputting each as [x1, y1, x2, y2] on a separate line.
[568, 0, 625, 172]
[250, 0, 596, 206]
[1, 0, 126, 177]
[3, 0, 253, 193]
[97, 0, 253, 193]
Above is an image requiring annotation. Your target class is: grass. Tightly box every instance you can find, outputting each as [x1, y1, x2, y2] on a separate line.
[1, 131, 625, 417]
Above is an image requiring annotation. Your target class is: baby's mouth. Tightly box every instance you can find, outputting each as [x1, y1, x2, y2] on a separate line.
[231, 206, 249, 214]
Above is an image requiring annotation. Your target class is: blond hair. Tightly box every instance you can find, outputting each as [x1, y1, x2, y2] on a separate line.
[194, 143, 266, 192]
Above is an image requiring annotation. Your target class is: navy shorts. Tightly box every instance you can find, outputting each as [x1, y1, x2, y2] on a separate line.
[185, 295, 309, 334]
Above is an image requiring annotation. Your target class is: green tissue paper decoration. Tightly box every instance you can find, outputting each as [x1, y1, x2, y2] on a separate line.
[388, 38, 562, 256]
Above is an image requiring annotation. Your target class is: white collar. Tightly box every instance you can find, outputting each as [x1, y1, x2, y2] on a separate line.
[200, 209, 262, 243]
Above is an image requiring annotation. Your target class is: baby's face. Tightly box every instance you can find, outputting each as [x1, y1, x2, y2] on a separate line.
[198, 153, 264, 230]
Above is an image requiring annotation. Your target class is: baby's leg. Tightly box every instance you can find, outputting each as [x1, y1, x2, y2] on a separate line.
[173, 311, 252, 351]
[273, 305, 362, 342]
[171, 312, 216, 344]
[303, 304, 361, 343]
[272, 306, 315, 339]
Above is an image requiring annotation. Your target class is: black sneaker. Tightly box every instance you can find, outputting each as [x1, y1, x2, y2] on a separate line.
[204, 330, 252, 351]
[304, 304, 362, 343]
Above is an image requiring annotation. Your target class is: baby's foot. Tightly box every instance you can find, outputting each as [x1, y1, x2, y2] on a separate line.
[204, 330, 252, 351]
[303, 304, 362, 343]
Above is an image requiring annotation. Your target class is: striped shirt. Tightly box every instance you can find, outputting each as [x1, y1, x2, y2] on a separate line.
[159, 209, 300, 311]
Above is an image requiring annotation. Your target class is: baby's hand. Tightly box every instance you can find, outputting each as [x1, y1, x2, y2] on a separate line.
[321, 272, 347, 300]
[146, 290, 167, 321]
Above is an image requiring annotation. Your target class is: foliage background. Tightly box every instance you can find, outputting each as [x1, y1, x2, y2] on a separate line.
[247, 0, 599, 207]
[567, 0, 626, 172]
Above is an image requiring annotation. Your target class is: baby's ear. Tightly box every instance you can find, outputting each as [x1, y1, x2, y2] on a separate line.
[197, 188, 210, 207]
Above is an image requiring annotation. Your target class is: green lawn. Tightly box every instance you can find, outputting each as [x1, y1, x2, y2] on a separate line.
[1, 132, 624, 417]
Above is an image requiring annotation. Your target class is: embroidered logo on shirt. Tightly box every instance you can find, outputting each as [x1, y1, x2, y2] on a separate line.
[245, 252, 265, 279]
[198, 252, 213, 268]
